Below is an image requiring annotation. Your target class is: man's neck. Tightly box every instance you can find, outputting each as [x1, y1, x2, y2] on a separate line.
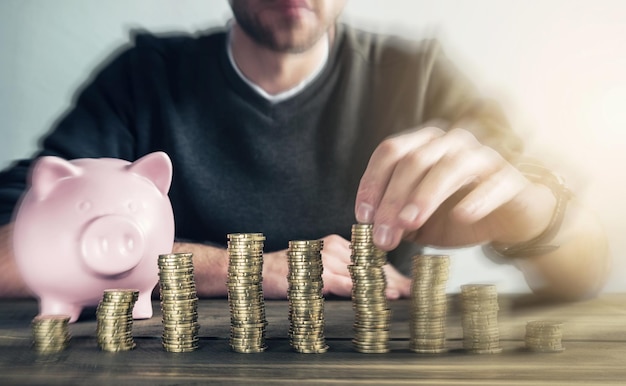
[230, 23, 331, 96]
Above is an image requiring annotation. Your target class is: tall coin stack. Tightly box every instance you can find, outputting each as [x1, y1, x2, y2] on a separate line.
[158, 253, 200, 353]
[460, 284, 502, 354]
[31, 315, 71, 354]
[227, 233, 267, 353]
[349, 223, 391, 353]
[96, 289, 139, 351]
[287, 240, 328, 353]
[525, 320, 564, 353]
[410, 254, 450, 354]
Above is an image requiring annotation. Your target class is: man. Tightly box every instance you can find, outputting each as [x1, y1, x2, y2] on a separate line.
[0, 0, 609, 300]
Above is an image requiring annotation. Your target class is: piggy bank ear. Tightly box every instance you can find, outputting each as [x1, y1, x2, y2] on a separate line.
[30, 156, 82, 201]
[127, 152, 173, 195]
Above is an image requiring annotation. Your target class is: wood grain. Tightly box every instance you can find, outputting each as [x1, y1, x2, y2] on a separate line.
[0, 295, 625, 385]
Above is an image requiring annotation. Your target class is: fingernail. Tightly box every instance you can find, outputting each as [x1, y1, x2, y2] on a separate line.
[398, 203, 420, 223]
[356, 203, 374, 223]
[373, 224, 392, 248]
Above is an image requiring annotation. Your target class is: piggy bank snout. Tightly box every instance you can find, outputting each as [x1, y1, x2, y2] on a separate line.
[80, 215, 146, 276]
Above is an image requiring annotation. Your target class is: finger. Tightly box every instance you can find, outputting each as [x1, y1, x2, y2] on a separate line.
[452, 164, 527, 223]
[382, 264, 412, 299]
[372, 128, 481, 249]
[405, 145, 504, 231]
[355, 127, 444, 223]
[320, 235, 351, 269]
[322, 273, 353, 297]
[318, 234, 352, 297]
[320, 233, 350, 248]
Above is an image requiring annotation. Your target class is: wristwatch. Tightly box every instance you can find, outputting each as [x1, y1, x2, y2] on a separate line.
[486, 163, 573, 258]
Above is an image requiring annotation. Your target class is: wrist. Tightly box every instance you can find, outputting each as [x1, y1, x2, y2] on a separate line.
[172, 241, 229, 297]
[488, 163, 573, 259]
[262, 250, 289, 299]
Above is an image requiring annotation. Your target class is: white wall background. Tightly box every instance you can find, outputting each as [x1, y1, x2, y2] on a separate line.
[1, 0, 624, 293]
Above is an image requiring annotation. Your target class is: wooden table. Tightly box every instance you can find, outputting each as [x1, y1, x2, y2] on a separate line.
[0, 294, 624, 385]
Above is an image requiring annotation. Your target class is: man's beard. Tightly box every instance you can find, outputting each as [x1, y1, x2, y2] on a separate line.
[231, 6, 330, 53]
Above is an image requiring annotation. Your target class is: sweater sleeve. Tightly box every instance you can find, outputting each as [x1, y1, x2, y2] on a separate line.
[419, 39, 524, 162]
[0, 44, 139, 225]
[361, 30, 524, 163]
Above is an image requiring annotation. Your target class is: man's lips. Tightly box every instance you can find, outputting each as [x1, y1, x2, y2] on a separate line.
[269, 0, 312, 12]
[273, 0, 311, 9]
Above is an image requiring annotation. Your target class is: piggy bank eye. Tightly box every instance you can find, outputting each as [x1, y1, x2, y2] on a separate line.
[77, 201, 92, 212]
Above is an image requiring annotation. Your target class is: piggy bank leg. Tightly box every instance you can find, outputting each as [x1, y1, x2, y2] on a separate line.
[132, 291, 153, 319]
[39, 297, 83, 323]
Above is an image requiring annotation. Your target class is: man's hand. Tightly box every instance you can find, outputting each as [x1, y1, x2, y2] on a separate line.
[355, 127, 556, 251]
[263, 234, 411, 299]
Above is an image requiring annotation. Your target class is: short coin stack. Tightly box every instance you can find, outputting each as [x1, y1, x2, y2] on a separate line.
[410, 254, 450, 354]
[525, 320, 564, 353]
[96, 289, 139, 352]
[349, 223, 391, 353]
[227, 233, 267, 353]
[287, 240, 328, 353]
[31, 315, 71, 354]
[158, 253, 200, 353]
[460, 284, 502, 354]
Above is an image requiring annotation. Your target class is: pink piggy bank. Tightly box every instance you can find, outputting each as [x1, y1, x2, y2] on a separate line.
[13, 152, 175, 322]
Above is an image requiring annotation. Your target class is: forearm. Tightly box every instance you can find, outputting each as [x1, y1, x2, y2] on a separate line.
[171, 240, 291, 299]
[172, 234, 386, 300]
[0, 224, 33, 298]
[172, 241, 229, 297]
[513, 200, 610, 301]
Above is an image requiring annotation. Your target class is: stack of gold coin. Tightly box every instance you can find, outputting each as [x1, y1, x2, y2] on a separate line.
[227, 233, 267, 353]
[460, 284, 502, 354]
[287, 240, 328, 354]
[31, 315, 71, 354]
[158, 252, 200, 353]
[96, 289, 139, 351]
[525, 320, 564, 353]
[410, 254, 450, 354]
[349, 223, 391, 353]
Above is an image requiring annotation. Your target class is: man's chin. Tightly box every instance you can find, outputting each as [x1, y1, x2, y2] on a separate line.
[264, 25, 328, 53]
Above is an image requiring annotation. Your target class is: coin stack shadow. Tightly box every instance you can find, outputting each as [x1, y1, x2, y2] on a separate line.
[96, 289, 139, 351]
[158, 253, 200, 352]
[227, 233, 268, 353]
[525, 320, 564, 353]
[410, 254, 450, 354]
[31, 315, 71, 354]
[287, 240, 328, 353]
[460, 284, 502, 354]
[349, 223, 391, 353]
